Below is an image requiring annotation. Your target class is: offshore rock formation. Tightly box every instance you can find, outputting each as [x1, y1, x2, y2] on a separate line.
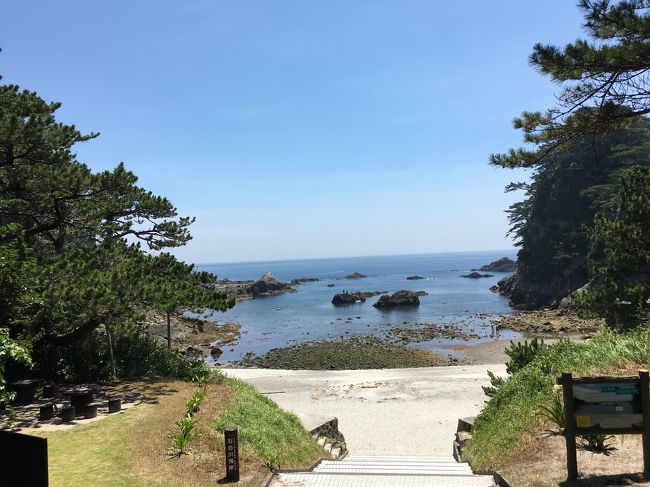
[332, 291, 388, 305]
[472, 257, 517, 272]
[344, 272, 368, 279]
[461, 272, 494, 279]
[373, 290, 420, 308]
[208, 272, 294, 300]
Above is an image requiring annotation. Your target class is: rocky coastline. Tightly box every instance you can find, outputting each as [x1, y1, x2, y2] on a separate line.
[206, 272, 297, 300]
[492, 309, 604, 336]
[235, 336, 460, 369]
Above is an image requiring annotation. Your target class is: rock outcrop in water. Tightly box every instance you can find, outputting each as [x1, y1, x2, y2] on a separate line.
[344, 272, 368, 279]
[207, 272, 294, 300]
[461, 272, 494, 279]
[406, 275, 425, 280]
[373, 290, 420, 308]
[332, 291, 388, 305]
[290, 277, 320, 284]
[472, 257, 517, 273]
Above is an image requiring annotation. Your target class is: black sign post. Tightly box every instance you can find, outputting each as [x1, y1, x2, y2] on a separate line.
[560, 372, 578, 480]
[0, 430, 48, 486]
[558, 370, 650, 481]
[224, 426, 240, 482]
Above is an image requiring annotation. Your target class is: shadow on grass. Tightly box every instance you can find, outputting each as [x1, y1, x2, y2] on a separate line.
[559, 471, 648, 486]
[1, 380, 180, 431]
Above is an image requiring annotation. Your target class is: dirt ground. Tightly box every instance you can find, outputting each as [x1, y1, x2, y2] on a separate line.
[500, 430, 650, 486]
[1, 381, 177, 433]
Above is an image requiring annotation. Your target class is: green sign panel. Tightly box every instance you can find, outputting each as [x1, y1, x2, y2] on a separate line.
[573, 381, 643, 430]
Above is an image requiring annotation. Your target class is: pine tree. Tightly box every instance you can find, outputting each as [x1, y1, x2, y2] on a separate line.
[0, 74, 235, 377]
[492, 1, 650, 169]
[579, 166, 650, 329]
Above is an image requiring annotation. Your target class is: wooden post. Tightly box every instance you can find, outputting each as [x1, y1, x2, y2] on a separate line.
[225, 427, 240, 482]
[640, 370, 650, 478]
[106, 324, 117, 378]
[561, 372, 578, 481]
[166, 310, 172, 349]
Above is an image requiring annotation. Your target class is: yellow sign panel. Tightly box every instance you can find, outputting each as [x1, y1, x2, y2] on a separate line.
[576, 415, 592, 428]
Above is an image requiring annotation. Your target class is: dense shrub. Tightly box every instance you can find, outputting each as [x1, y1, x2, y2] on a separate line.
[32, 322, 207, 382]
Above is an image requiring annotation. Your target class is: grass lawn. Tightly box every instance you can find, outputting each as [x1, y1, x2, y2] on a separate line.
[37, 375, 323, 487]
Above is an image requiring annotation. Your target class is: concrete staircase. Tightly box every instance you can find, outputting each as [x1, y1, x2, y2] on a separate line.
[270, 454, 496, 486]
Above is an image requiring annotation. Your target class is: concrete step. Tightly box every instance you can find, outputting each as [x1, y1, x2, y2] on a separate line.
[314, 467, 474, 476]
[273, 472, 496, 486]
[345, 455, 459, 462]
[336, 459, 465, 465]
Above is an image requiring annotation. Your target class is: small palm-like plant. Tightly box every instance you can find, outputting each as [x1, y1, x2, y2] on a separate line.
[579, 433, 616, 454]
[168, 414, 197, 456]
[186, 386, 208, 415]
[537, 389, 565, 432]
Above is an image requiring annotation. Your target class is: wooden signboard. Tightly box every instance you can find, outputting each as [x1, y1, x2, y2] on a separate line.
[0, 430, 49, 486]
[558, 371, 650, 481]
[224, 426, 240, 482]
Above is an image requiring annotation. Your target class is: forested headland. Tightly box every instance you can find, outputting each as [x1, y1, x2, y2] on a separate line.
[492, 0, 650, 332]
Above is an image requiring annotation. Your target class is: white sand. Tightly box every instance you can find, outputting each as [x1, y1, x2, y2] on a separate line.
[222, 364, 507, 455]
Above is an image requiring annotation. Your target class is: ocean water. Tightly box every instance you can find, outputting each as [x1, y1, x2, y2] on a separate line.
[196, 251, 520, 363]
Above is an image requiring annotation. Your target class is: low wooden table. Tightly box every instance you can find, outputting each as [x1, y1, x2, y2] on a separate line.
[9, 380, 40, 405]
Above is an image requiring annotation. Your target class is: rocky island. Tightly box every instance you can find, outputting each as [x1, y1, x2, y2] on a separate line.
[290, 277, 320, 284]
[461, 272, 494, 279]
[472, 257, 516, 272]
[207, 272, 294, 300]
[332, 291, 388, 305]
[343, 272, 368, 279]
[373, 290, 421, 308]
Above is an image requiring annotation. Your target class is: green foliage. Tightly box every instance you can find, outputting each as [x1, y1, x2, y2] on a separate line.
[482, 370, 506, 399]
[0, 327, 32, 417]
[501, 122, 650, 307]
[483, 339, 548, 399]
[34, 323, 210, 382]
[504, 339, 548, 375]
[579, 433, 615, 454]
[186, 386, 208, 415]
[168, 414, 197, 456]
[579, 166, 650, 329]
[0, 76, 235, 380]
[466, 328, 650, 470]
[491, 0, 650, 309]
[491, 1, 650, 169]
[537, 388, 565, 431]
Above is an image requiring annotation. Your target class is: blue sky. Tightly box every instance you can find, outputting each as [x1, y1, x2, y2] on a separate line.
[2, 1, 585, 264]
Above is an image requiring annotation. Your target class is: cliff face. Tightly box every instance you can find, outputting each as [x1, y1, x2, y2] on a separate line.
[496, 121, 650, 310]
[497, 267, 588, 310]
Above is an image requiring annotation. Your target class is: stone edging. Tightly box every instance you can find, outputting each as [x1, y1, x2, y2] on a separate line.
[309, 417, 348, 459]
[453, 416, 512, 487]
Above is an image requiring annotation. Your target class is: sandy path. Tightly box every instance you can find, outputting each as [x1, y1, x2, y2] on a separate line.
[222, 363, 507, 455]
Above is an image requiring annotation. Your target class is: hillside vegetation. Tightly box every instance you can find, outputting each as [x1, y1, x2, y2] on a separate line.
[466, 328, 650, 471]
